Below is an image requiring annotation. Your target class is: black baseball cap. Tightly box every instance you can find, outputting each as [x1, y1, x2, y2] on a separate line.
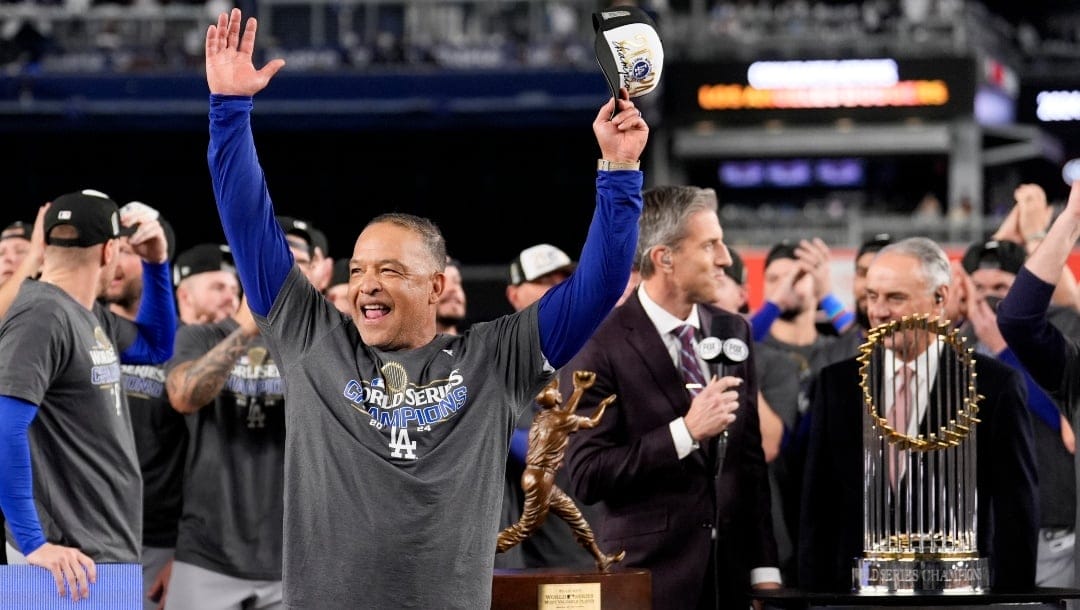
[961, 239, 1026, 275]
[277, 216, 315, 256]
[44, 189, 135, 247]
[1, 221, 32, 242]
[173, 243, 235, 287]
[856, 233, 893, 260]
[764, 240, 799, 269]
[724, 246, 746, 286]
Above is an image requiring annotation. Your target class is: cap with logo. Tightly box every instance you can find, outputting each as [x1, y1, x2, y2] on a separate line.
[277, 216, 316, 256]
[592, 5, 664, 101]
[173, 243, 235, 287]
[508, 244, 575, 286]
[961, 239, 1026, 275]
[44, 189, 135, 248]
[1, 221, 32, 242]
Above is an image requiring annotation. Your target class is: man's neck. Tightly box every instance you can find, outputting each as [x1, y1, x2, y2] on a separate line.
[40, 268, 101, 311]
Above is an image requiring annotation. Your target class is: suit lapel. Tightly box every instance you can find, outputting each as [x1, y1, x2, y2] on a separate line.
[623, 296, 696, 420]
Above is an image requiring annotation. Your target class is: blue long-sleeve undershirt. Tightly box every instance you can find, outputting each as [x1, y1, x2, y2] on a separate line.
[997, 267, 1067, 393]
[207, 95, 319, 316]
[120, 261, 177, 364]
[0, 395, 45, 555]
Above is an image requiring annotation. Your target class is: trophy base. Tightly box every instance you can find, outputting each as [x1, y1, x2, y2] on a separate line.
[853, 556, 990, 593]
[492, 567, 651, 610]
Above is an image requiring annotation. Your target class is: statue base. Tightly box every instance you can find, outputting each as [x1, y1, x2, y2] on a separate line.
[492, 567, 651, 610]
[853, 556, 990, 593]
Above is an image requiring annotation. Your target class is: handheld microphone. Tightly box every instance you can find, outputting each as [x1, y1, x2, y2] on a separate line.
[696, 318, 750, 477]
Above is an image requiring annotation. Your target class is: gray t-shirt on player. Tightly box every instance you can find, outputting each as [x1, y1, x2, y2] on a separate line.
[264, 267, 546, 609]
[164, 317, 286, 580]
[0, 280, 141, 563]
[123, 354, 187, 549]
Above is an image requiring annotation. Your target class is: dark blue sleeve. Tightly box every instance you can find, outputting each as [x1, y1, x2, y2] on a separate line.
[508, 429, 529, 464]
[120, 261, 177, 364]
[207, 95, 295, 317]
[0, 395, 46, 555]
[750, 301, 782, 343]
[997, 267, 1068, 392]
[536, 171, 642, 368]
[998, 347, 1063, 431]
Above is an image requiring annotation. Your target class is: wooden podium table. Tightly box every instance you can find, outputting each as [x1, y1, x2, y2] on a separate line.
[492, 567, 651, 610]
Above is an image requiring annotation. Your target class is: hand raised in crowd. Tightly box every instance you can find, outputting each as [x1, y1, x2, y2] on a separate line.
[593, 88, 648, 163]
[205, 8, 285, 97]
[25, 542, 97, 601]
[120, 205, 169, 264]
[683, 376, 742, 441]
[958, 271, 1007, 353]
[992, 183, 1054, 249]
[763, 261, 806, 312]
[794, 237, 833, 301]
[1014, 183, 1054, 242]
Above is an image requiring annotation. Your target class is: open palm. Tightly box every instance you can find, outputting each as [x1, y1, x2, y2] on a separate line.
[205, 8, 285, 96]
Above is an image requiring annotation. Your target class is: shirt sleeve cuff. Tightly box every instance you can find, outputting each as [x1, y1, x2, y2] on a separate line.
[750, 567, 782, 586]
[669, 417, 699, 460]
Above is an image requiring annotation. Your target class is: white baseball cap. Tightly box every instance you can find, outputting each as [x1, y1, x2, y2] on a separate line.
[508, 244, 575, 286]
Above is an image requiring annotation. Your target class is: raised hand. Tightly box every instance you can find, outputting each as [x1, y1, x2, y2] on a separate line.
[795, 237, 833, 300]
[205, 8, 285, 96]
[121, 206, 169, 264]
[1014, 183, 1053, 241]
[593, 88, 649, 164]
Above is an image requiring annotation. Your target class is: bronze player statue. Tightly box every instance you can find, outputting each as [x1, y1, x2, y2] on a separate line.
[497, 370, 626, 572]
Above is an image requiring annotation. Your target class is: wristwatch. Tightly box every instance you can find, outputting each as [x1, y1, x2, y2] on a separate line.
[597, 159, 641, 171]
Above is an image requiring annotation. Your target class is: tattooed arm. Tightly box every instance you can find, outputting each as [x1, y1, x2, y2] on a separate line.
[166, 296, 259, 415]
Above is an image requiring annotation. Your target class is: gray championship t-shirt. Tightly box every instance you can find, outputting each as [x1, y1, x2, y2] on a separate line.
[265, 267, 548, 609]
[123, 354, 187, 549]
[165, 318, 286, 580]
[0, 280, 141, 563]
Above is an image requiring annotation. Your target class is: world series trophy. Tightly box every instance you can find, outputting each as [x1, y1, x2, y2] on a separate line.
[853, 314, 989, 593]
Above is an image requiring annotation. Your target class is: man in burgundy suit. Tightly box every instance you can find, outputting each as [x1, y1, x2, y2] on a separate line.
[564, 185, 779, 610]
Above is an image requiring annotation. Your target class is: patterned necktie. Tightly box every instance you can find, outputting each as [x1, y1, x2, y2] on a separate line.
[673, 325, 707, 397]
[888, 363, 912, 488]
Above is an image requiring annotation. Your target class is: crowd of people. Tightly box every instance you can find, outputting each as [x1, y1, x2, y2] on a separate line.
[3, 6, 1080, 610]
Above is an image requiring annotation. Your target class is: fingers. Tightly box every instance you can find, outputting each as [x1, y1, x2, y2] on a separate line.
[227, 8, 242, 52]
[595, 96, 617, 123]
[239, 16, 258, 55]
[260, 58, 287, 82]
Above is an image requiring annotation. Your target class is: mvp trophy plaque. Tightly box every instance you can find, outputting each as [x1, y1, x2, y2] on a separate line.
[853, 314, 988, 593]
